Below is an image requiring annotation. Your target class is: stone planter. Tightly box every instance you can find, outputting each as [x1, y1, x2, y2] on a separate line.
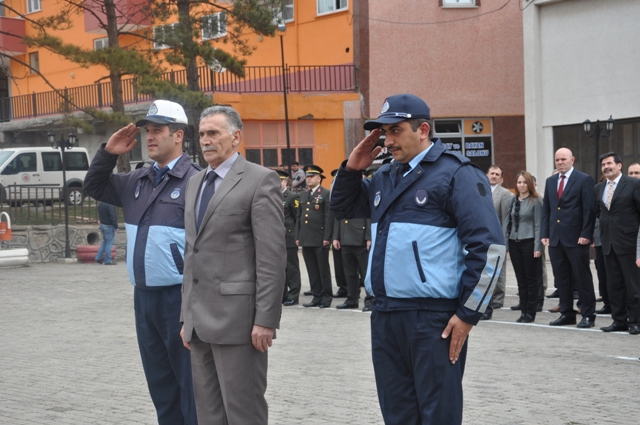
[0, 248, 29, 268]
[76, 245, 117, 264]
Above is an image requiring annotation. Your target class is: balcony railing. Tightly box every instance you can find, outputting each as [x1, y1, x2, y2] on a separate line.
[0, 64, 357, 122]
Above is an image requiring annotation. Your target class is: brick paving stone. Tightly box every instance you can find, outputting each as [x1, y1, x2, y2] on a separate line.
[0, 256, 638, 424]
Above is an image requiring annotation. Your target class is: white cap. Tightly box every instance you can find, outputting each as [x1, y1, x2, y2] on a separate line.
[136, 100, 188, 127]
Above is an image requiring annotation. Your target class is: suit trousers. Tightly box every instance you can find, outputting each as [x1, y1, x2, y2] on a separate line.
[594, 246, 610, 307]
[283, 247, 302, 302]
[371, 309, 466, 425]
[604, 248, 640, 325]
[509, 238, 542, 317]
[190, 332, 268, 425]
[492, 264, 507, 307]
[548, 242, 596, 318]
[341, 245, 369, 304]
[333, 247, 347, 291]
[134, 286, 197, 425]
[302, 246, 333, 305]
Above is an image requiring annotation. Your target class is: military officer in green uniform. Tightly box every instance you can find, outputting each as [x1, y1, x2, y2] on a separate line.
[277, 170, 302, 306]
[332, 215, 371, 309]
[296, 165, 335, 308]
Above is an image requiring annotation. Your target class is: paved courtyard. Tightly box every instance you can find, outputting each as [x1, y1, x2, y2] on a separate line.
[0, 257, 638, 425]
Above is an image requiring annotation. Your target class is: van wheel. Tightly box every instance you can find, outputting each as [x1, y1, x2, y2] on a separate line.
[66, 187, 84, 206]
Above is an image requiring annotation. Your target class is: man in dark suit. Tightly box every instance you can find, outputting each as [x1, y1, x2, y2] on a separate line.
[541, 147, 596, 328]
[595, 152, 640, 334]
[296, 165, 334, 308]
[180, 105, 286, 425]
[277, 170, 302, 306]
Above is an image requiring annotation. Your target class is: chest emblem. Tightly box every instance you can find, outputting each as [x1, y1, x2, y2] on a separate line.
[414, 189, 428, 206]
[170, 188, 181, 200]
[374, 191, 381, 207]
[135, 185, 141, 199]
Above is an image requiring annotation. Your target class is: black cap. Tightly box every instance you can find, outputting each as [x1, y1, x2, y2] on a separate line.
[330, 169, 339, 177]
[364, 94, 431, 130]
[275, 170, 289, 179]
[304, 165, 325, 179]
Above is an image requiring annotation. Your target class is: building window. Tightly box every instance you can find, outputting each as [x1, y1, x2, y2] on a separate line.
[94, 38, 109, 51]
[154, 23, 179, 50]
[274, 0, 294, 23]
[242, 121, 315, 169]
[441, 0, 477, 8]
[317, 0, 347, 15]
[26, 0, 41, 13]
[29, 52, 39, 74]
[202, 12, 227, 40]
[434, 118, 493, 172]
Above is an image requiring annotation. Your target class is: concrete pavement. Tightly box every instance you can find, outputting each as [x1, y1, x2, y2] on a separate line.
[0, 257, 638, 424]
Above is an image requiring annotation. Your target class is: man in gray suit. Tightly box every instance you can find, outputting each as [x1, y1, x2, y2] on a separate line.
[481, 165, 514, 319]
[180, 106, 286, 425]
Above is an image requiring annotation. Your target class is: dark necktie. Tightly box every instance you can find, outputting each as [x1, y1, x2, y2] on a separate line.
[154, 166, 170, 187]
[395, 163, 411, 188]
[196, 171, 218, 231]
[557, 174, 566, 199]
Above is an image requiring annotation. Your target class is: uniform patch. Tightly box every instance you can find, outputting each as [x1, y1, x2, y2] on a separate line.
[374, 191, 381, 207]
[135, 185, 141, 199]
[414, 189, 428, 206]
[149, 103, 158, 115]
[477, 183, 487, 196]
[170, 188, 181, 200]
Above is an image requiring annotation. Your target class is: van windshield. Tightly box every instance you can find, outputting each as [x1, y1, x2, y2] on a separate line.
[0, 151, 15, 167]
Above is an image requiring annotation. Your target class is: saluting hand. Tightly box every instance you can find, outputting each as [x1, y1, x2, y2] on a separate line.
[105, 124, 140, 156]
[345, 129, 383, 172]
[441, 314, 473, 365]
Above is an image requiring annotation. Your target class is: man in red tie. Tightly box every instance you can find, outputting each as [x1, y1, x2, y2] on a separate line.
[541, 148, 597, 328]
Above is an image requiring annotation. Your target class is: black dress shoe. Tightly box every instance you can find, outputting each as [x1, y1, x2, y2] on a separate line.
[516, 313, 525, 323]
[95, 259, 102, 264]
[319, 303, 332, 308]
[573, 291, 579, 300]
[303, 301, 320, 308]
[629, 324, 640, 335]
[521, 314, 535, 324]
[536, 304, 543, 312]
[549, 315, 577, 326]
[546, 289, 559, 298]
[595, 306, 612, 315]
[510, 304, 521, 311]
[283, 299, 298, 306]
[596, 297, 603, 302]
[362, 304, 372, 312]
[600, 321, 628, 332]
[303, 290, 313, 296]
[492, 303, 503, 309]
[479, 311, 492, 320]
[336, 302, 358, 309]
[577, 317, 595, 328]
[333, 291, 348, 298]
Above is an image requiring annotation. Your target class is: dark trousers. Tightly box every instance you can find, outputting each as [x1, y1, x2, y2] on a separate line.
[283, 247, 301, 302]
[302, 246, 333, 305]
[333, 247, 347, 292]
[134, 286, 198, 425]
[341, 245, 369, 305]
[509, 238, 542, 316]
[371, 309, 466, 425]
[548, 242, 596, 319]
[604, 248, 640, 325]
[595, 245, 610, 307]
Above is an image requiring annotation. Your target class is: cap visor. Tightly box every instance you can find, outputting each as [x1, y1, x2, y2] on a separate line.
[363, 116, 406, 130]
[135, 116, 175, 127]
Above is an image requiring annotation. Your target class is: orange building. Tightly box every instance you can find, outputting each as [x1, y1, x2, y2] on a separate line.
[0, 0, 359, 174]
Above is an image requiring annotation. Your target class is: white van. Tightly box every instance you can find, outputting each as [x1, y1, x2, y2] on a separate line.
[0, 147, 90, 206]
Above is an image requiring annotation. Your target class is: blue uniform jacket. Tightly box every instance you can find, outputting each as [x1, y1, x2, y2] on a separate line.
[330, 140, 505, 324]
[84, 147, 201, 289]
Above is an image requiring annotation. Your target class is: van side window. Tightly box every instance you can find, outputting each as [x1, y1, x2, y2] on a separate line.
[4, 153, 37, 174]
[64, 152, 89, 171]
[42, 152, 62, 171]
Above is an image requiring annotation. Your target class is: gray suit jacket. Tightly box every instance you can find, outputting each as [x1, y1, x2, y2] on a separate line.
[493, 185, 514, 225]
[181, 155, 286, 345]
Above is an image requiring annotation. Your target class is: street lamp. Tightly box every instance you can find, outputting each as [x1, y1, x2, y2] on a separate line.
[278, 22, 293, 178]
[583, 115, 614, 179]
[48, 130, 77, 259]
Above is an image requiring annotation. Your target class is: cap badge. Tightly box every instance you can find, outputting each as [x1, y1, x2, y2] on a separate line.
[380, 100, 390, 114]
[414, 189, 428, 206]
[148, 104, 158, 115]
[135, 185, 141, 199]
[170, 188, 181, 200]
[374, 191, 381, 207]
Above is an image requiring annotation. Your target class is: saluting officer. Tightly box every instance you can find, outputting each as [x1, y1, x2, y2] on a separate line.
[296, 165, 335, 308]
[277, 170, 302, 306]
